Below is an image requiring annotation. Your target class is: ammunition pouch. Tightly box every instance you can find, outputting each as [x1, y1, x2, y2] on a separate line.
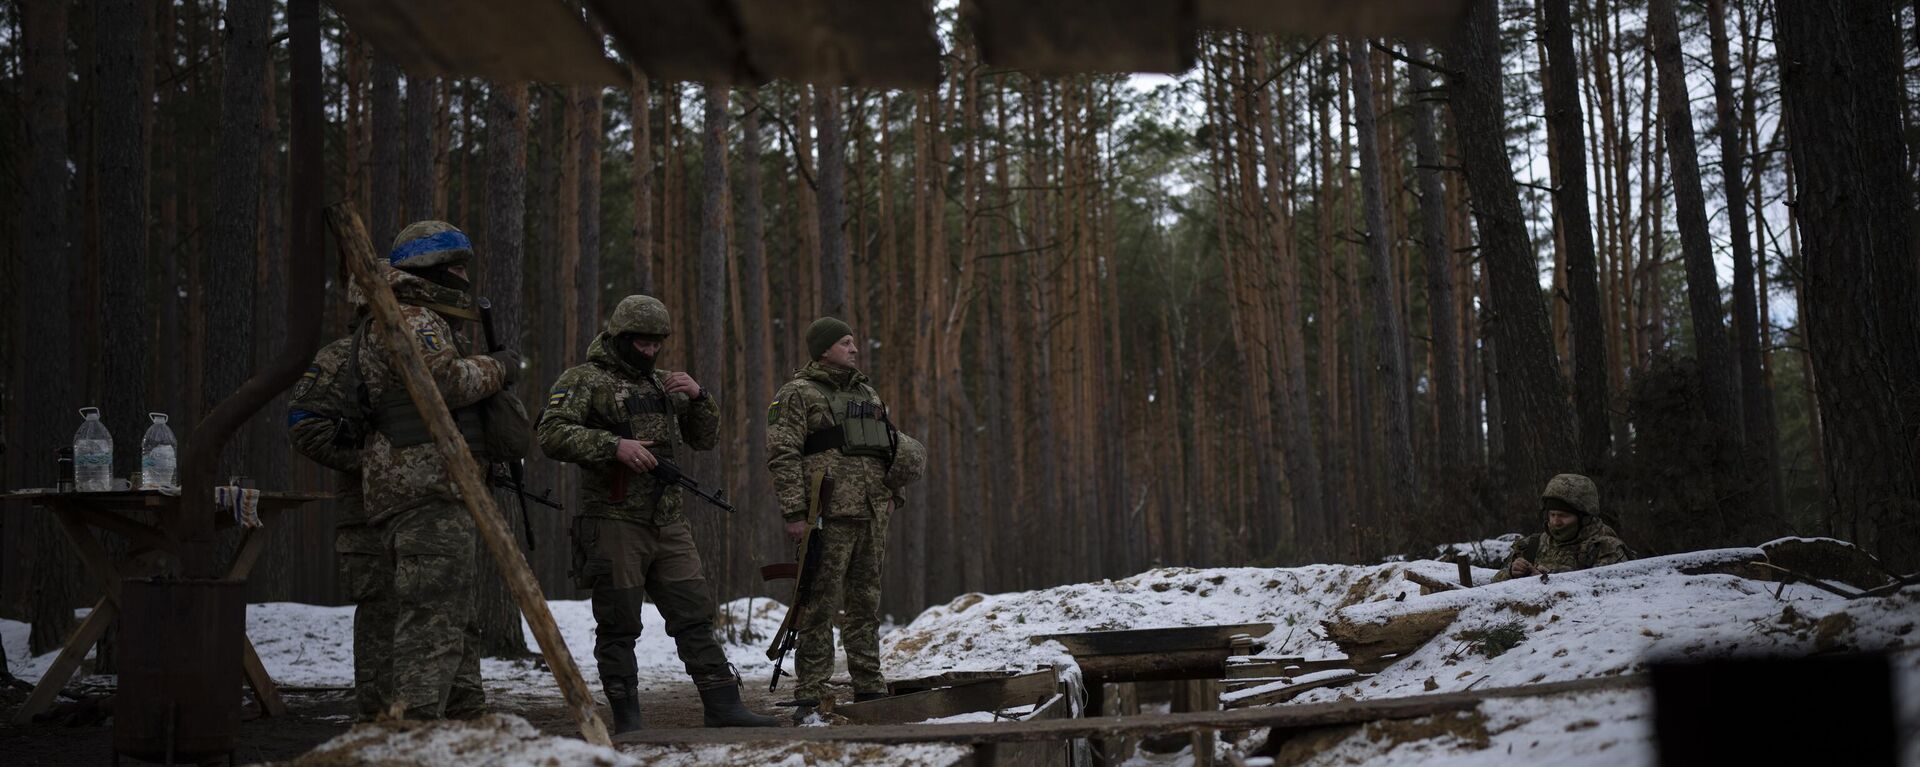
[801, 385, 896, 461]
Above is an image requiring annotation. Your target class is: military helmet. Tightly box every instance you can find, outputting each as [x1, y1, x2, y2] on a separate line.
[1541, 473, 1600, 517]
[885, 433, 926, 490]
[388, 220, 474, 269]
[607, 295, 672, 337]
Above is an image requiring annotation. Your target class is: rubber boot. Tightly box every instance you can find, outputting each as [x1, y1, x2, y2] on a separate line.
[607, 678, 644, 734]
[699, 684, 780, 727]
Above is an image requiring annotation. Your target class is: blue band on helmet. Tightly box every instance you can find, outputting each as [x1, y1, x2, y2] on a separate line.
[287, 409, 321, 427]
[388, 229, 473, 265]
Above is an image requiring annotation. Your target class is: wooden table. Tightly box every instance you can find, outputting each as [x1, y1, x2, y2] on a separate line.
[1, 488, 330, 725]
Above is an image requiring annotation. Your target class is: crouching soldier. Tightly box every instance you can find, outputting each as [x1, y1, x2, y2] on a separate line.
[536, 295, 778, 733]
[1495, 473, 1632, 581]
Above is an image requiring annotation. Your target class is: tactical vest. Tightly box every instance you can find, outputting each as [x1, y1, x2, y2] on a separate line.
[346, 319, 490, 455]
[800, 381, 897, 462]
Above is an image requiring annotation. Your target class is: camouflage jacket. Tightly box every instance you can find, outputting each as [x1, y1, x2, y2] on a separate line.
[767, 362, 894, 523]
[287, 331, 365, 526]
[1494, 517, 1630, 581]
[355, 267, 506, 524]
[535, 333, 719, 525]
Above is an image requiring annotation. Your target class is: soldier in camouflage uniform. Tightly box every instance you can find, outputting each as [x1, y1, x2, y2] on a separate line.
[1494, 473, 1632, 582]
[536, 295, 778, 733]
[287, 322, 390, 720]
[355, 221, 518, 719]
[767, 317, 925, 720]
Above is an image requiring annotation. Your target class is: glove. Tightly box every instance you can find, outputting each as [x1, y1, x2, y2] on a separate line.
[488, 349, 522, 385]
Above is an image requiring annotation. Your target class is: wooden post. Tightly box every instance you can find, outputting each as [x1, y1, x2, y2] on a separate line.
[327, 203, 610, 747]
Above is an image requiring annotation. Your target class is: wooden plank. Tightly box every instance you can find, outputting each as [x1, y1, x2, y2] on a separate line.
[969, 0, 1194, 75]
[1033, 623, 1273, 655]
[66, 506, 172, 551]
[329, 203, 610, 747]
[240, 636, 289, 717]
[1075, 648, 1245, 684]
[1221, 671, 1366, 709]
[326, 0, 626, 84]
[615, 675, 1649, 747]
[1196, 0, 1470, 37]
[891, 670, 1020, 696]
[840, 668, 1060, 725]
[10, 597, 116, 724]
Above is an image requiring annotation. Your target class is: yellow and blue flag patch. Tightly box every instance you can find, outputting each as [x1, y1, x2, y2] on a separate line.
[416, 328, 442, 352]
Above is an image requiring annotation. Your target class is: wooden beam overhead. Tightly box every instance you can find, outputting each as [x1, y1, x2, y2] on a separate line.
[591, 0, 941, 88]
[326, 0, 628, 85]
[1196, 0, 1471, 38]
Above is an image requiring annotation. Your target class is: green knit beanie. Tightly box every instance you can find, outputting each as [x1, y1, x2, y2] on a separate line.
[806, 317, 854, 360]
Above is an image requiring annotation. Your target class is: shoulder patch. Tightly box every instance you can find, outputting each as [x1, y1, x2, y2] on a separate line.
[293, 366, 320, 398]
[766, 399, 781, 424]
[416, 328, 442, 352]
[548, 387, 570, 408]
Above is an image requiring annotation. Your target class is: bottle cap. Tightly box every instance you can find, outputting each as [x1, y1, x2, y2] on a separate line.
[80, 406, 100, 419]
[149, 413, 168, 423]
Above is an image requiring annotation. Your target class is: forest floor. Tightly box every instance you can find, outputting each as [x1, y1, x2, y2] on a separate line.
[2, 539, 1917, 765]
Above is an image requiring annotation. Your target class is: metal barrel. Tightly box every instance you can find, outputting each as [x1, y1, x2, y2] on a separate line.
[113, 578, 246, 763]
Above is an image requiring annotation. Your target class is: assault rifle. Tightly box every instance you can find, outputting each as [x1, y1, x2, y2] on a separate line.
[607, 422, 735, 513]
[478, 299, 540, 551]
[764, 469, 832, 692]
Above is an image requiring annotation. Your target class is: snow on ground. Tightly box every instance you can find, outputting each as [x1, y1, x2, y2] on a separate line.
[1300, 549, 1918, 702]
[882, 558, 1498, 681]
[281, 714, 639, 766]
[6, 597, 794, 694]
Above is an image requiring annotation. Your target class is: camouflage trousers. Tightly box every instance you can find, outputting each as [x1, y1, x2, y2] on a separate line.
[380, 501, 485, 719]
[794, 514, 889, 702]
[573, 516, 736, 697]
[336, 524, 396, 721]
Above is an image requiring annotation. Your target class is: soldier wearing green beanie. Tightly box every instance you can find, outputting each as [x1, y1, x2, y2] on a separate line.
[766, 317, 925, 722]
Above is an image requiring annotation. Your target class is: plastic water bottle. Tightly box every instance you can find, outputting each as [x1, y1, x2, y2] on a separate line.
[140, 413, 178, 490]
[74, 407, 113, 492]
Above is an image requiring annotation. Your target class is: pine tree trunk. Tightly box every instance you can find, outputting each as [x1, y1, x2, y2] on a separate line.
[478, 80, 532, 654]
[578, 86, 603, 351]
[816, 87, 849, 318]
[1408, 42, 1464, 472]
[95, 0, 154, 674]
[1708, 0, 1782, 533]
[405, 73, 435, 221]
[1347, 39, 1417, 514]
[1541, 0, 1612, 473]
[1775, 0, 1920, 570]
[631, 70, 653, 294]
[1441, 0, 1577, 505]
[695, 85, 732, 599]
[19, 0, 81, 657]
[738, 95, 773, 534]
[370, 60, 401, 248]
[206, 0, 267, 480]
[1650, 0, 1741, 437]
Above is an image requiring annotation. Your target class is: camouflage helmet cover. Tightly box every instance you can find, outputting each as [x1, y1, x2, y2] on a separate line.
[607, 295, 672, 337]
[388, 220, 474, 269]
[1541, 473, 1600, 517]
[885, 432, 926, 490]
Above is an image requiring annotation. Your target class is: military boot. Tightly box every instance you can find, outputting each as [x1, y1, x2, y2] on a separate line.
[606, 678, 644, 734]
[699, 684, 780, 727]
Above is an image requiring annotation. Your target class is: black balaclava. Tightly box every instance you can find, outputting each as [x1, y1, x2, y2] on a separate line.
[408, 262, 472, 293]
[614, 333, 661, 375]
